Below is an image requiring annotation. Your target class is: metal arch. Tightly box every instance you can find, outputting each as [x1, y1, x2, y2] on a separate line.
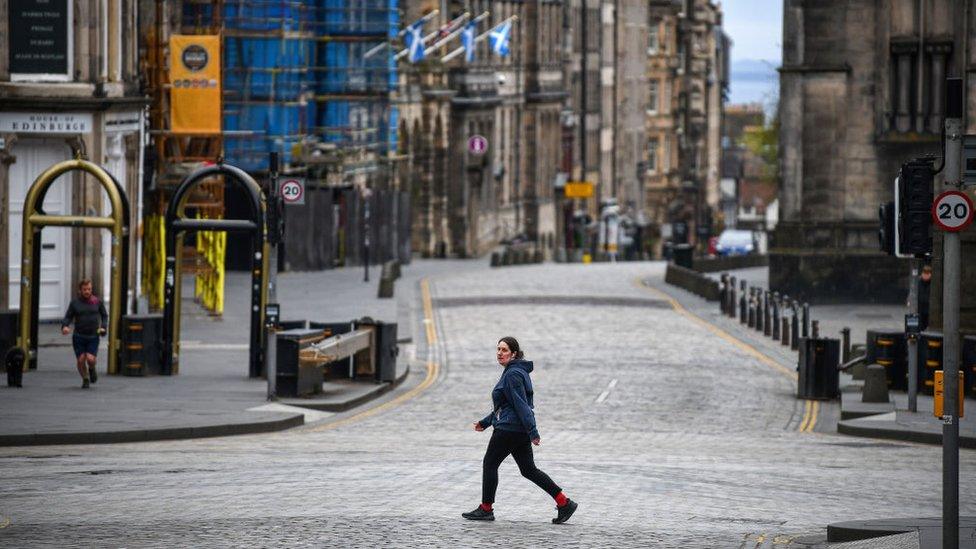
[161, 162, 269, 377]
[18, 159, 129, 375]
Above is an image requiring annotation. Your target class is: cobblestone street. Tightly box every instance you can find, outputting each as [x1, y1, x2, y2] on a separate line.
[2, 261, 975, 548]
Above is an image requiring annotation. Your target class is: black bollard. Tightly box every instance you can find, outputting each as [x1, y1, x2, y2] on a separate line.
[781, 316, 790, 346]
[740, 283, 748, 324]
[841, 327, 851, 363]
[729, 277, 738, 319]
[746, 288, 756, 328]
[755, 290, 764, 332]
[762, 292, 770, 336]
[718, 273, 729, 315]
[811, 319, 820, 339]
[772, 298, 780, 340]
[801, 303, 810, 338]
[791, 302, 800, 350]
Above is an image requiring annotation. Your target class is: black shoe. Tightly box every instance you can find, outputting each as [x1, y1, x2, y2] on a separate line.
[82, 378, 90, 389]
[88, 366, 97, 384]
[461, 506, 495, 521]
[552, 499, 577, 524]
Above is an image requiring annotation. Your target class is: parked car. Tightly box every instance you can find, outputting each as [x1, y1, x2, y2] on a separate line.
[715, 229, 755, 256]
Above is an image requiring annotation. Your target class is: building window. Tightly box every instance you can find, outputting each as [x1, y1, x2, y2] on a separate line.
[648, 80, 659, 114]
[889, 41, 953, 134]
[647, 137, 659, 173]
[647, 23, 659, 55]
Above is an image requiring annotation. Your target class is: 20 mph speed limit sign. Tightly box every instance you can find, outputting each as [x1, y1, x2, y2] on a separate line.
[279, 178, 305, 205]
[932, 190, 974, 232]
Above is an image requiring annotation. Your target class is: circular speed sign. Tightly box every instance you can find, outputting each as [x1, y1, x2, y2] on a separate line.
[932, 190, 974, 232]
[280, 179, 304, 204]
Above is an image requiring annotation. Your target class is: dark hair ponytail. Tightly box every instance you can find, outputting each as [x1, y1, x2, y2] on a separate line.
[498, 336, 524, 359]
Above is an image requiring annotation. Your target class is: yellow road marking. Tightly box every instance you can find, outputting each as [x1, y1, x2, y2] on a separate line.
[799, 400, 813, 432]
[803, 400, 820, 432]
[0, 516, 10, 529]
[309, 277, 440, 432]
[636, 277, 821, 433]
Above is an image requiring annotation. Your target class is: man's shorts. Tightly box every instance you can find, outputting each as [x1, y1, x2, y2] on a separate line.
[72, 334, 100, 357]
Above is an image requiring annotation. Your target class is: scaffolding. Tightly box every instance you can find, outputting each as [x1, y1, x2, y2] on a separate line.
[144, 0, 227, 314]
[144, 0, 399, 302]
[216, 0, 398, 173]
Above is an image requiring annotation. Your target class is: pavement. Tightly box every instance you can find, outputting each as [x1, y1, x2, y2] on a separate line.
[0, 259, 479, 446]
[0, 259, 973, 547]
[699, 265, 976, 449]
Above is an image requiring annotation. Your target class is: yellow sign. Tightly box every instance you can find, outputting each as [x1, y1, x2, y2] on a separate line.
[934, 370, 965, 418]
[564, 181, 594, 199]
[169, 35, 221, 134]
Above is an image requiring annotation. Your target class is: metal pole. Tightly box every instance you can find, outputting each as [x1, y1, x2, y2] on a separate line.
[908, 258, 920, 413]
[942, 78, 962, 549]
[363, 190, 371, 282]
[266, 152, 280, 400]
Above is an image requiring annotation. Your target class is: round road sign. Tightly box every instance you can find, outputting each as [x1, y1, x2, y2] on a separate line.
[280, 179, 304, 204]
[467, 134, 488, 155]
[932, 190, 974, 232]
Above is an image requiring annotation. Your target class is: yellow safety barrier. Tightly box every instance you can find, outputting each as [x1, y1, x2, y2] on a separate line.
[192, 211, 227, 315]
[142, 214, 166, 311]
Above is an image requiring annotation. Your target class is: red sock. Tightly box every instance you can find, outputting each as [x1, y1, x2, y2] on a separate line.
[480, 503, 493, 512]
[555, 492, 568, 507]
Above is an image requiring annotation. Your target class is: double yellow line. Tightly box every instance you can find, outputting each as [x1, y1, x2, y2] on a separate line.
[309, 278, 440, 432]
[799, 400, 819, 432]
[637, 278, 819, 433]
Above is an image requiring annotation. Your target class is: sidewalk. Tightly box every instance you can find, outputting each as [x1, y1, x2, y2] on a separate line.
[678, 265, 976, 446]
[0, 259, 481, 446]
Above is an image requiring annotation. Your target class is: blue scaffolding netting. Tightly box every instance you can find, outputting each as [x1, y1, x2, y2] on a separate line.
[183, 0, 398, 172]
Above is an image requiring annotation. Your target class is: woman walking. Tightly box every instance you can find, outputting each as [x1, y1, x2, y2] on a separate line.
[61, 279, 107, 388]
[463, 336, 578, 524]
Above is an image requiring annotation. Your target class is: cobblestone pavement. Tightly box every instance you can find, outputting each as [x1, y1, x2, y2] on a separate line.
[2, 261, 975, 548]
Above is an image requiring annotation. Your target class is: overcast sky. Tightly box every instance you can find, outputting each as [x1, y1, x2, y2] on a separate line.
[723, 1, 782, 64]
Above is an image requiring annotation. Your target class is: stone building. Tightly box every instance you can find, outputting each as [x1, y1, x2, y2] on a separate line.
[562, 0, 648, 234]
[775, 0, 974, 311]
[0, 0, 147, 318]
[398, 1, 565, 258]
[644, 0, 728, 255]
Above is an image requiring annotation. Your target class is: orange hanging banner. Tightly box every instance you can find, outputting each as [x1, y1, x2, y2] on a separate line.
[169, 35, 221, 134]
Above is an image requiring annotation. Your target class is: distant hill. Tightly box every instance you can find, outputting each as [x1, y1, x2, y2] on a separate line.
[731, 59, 778, 81]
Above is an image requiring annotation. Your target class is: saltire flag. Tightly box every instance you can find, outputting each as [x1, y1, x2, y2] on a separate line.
[489, 20, 511, 57]
[461, 22, 477, 62]
[406, 20, 426, 62]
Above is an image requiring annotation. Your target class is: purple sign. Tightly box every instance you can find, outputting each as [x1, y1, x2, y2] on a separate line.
[467, 134, 488, 155]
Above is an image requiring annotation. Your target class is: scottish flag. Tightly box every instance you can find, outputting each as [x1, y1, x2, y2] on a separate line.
[461, 22, 476, 62]
[405, 21, 426, 62]
[489, 20, 511, 57]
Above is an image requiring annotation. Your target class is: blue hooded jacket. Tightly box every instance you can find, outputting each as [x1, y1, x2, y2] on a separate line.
[478, 359, 540, 440]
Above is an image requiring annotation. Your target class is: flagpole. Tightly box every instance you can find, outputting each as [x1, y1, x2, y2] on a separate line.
[424, 11, 489, 55]
[395, 12, 470, 60]
[367, 9, 439, 59]
[442, 15, 517, 62]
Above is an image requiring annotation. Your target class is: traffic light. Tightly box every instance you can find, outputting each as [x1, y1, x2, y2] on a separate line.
[879, 200, 895, 255]
[898, 158, 934, 257]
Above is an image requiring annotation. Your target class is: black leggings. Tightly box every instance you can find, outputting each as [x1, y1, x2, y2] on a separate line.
[482, 429, 561, 504]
